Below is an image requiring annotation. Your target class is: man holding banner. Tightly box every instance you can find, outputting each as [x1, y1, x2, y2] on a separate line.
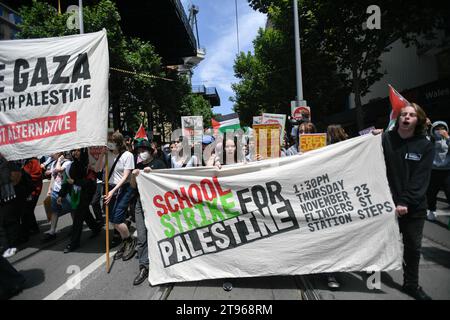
[381, 103, 434, 300]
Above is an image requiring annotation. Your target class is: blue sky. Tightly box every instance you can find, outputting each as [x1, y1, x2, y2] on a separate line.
[180, 0, 266, 116]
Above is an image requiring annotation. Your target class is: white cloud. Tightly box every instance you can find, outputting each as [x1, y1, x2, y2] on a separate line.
[192, 4, 266, 114]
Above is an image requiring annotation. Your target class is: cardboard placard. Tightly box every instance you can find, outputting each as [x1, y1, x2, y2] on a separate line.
[252, 123, 281, 159]
[299, 133, 327, 153]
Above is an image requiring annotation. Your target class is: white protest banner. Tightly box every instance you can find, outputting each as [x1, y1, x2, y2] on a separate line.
[136, 134, 402, 285]
[262, 113, 286, 144]
[0, 30, 109, 160]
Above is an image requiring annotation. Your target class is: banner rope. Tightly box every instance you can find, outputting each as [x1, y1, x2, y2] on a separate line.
[110, 67, 174, 82]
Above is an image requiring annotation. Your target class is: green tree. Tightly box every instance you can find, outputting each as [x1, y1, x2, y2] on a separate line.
[180, 94, 213, 128]
[232, 1, 348, 127]
[247, 0, 448, 130]
[16, 0, 193, 133]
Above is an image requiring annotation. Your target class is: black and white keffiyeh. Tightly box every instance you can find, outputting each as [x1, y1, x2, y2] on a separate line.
[0, 156, 16, 203]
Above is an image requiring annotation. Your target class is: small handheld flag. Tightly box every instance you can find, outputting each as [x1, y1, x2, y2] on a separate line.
[211, 113, 240, 134]
[387, 84, 409, 130]
[134, 124, 148, 140]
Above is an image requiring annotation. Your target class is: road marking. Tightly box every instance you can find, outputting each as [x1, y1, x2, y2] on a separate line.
[43, 250, 117, 300]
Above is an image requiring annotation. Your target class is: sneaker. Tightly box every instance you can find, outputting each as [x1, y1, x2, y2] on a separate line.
[2, 247, 17, 258]
[426, 210, 436, 221]
[113, 244, 125, 260]
[122, 237, 137, 261]
[41, 232, 56, 243]
[327, 275, 340, 290]
[133, 266, 149, 286]
[223, 281, 233, 292]
[63, 244, 79, 254]
[402, 285, 432, 300]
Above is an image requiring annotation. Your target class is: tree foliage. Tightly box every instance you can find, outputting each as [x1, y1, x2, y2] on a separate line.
[179, 94, 213, 128]
[243, 0, 448, 130]
[233, 0, 348, 127]
[16, 0, 199, 134]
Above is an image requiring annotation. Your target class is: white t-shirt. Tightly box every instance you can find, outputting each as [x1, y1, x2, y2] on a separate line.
[171, 155, 199, 168]
[110, 151, 135, 185]
[51, 160, 72, 193]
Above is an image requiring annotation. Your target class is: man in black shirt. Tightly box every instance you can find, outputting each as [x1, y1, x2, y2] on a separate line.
[130, 139, 166, 285]
[382, 103, 434, 300]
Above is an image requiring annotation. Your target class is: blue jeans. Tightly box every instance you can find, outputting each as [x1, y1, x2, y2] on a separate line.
[50, 190, 72, 217]
[108, 184, 135, 225]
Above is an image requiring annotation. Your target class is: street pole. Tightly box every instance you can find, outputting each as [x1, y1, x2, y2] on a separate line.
[293, 0, 304, 104]
[78, 0, 84, 34]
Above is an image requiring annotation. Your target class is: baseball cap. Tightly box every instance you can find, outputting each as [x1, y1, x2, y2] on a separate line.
[135, 139, 152, 150]
[202, 135, 215, 145]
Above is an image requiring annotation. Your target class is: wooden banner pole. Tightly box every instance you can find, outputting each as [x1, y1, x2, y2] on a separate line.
[104, 152, 110, 273]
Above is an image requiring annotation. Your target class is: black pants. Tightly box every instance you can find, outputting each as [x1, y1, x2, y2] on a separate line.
[0, 255, 25, 299]
[398, 214, 425, 288]
[0, 200, 21, 250]
[128, 192, 137, 223]
[20, 196, 40, 239]
[427, 169, 450, 211]
[70, 181, 99, 247]
[90, 183, 103, 222]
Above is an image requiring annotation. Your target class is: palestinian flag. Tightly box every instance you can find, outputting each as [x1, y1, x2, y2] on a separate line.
[211, 113, 240, 133]
[134, 124, 148, 140]
[387, 84, 409, 130]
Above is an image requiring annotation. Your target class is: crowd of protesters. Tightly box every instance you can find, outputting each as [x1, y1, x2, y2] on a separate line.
[1, 101, 449, 300]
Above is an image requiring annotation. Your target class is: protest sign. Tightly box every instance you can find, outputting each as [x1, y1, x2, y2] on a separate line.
[253, 116, 262, 125]
[262, 113, 286, 144]
[87, 146, 105, 172]
[359, 126, 375, 136]
[291, 105, 311, 121]
[182, 116, 203, 146]
[0, 30, 109, 160]
[299, 133, 327, 153]
[252, 123, 281, 159]
[136, 134, 402, 285]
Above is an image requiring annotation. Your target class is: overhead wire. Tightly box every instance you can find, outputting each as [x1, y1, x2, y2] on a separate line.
[110, 67, 175, 82]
